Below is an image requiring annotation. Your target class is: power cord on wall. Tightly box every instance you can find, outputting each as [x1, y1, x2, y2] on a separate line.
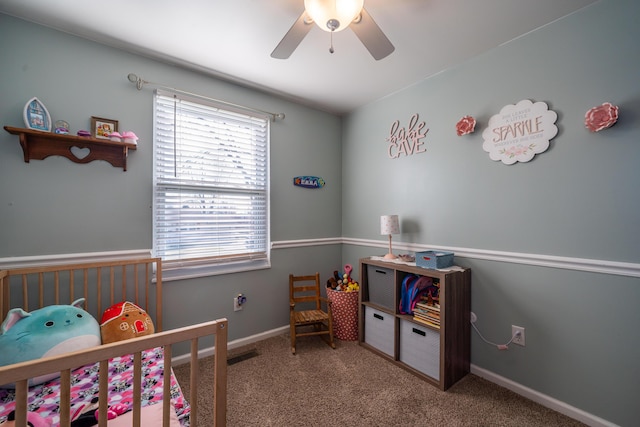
[470, 312, 521, 350]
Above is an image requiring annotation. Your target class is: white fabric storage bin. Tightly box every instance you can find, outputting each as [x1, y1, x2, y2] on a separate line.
[399, 319, 440, 380]
[364, 306, 395, 357]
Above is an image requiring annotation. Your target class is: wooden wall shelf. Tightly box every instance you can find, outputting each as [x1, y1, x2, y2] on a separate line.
[4, 126, 137, 171]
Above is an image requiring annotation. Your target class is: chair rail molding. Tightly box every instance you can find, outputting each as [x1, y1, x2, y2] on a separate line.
[4, 242, 637, 278]
[0, 249, 152, 269]
[273, 237, 640, 278]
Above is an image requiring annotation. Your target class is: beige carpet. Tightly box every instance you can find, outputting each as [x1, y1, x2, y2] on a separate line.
[174, 334, 586, 427]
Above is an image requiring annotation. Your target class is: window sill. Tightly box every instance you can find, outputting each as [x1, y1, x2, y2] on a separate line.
[160, 258, 271, 282]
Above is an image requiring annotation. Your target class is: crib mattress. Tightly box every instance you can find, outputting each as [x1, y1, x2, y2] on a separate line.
[0, 347, 189, 426]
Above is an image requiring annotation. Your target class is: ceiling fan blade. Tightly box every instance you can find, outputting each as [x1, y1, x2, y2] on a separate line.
[350, 8, 395, 60]
[271, 12, 314, 59]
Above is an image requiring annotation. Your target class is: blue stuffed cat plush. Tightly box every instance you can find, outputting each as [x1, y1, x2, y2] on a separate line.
[0, 298, 101, 388]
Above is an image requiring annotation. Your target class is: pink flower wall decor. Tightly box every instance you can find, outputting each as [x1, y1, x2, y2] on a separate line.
[585, 102, 619, 132]
[456, 115, 476, 136]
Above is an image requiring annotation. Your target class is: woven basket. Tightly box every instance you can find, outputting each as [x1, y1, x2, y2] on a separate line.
[326, 288, 359, 341]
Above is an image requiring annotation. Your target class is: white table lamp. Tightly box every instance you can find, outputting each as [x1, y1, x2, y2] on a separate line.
[380, 215, 400, 259]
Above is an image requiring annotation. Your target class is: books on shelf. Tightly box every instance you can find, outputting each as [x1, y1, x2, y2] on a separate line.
[412, 315, 440, 329]
[415, 300, 439, 311]
[413, 299, 441, 329]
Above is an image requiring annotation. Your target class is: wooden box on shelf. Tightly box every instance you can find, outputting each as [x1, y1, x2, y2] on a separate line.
[358, 257, 471, 391]
[4, 126, 137, 171]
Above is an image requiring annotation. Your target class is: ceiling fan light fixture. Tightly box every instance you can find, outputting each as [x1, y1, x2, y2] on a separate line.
[304, 0, 364, 32]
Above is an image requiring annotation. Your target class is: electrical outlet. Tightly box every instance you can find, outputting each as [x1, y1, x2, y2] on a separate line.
[512, 325, 525, 346]
[234, 293, 247, 311]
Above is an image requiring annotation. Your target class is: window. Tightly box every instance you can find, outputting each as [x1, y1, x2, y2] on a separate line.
[153, 90, 270, 279]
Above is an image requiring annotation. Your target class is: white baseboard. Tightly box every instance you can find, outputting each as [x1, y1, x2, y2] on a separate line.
[470, 365, 618, 427]
[171, 325, 289, 366]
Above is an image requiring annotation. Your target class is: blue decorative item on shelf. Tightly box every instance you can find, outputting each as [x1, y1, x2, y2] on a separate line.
[23, 97, 52, 132]
[415, 250, 454, 269]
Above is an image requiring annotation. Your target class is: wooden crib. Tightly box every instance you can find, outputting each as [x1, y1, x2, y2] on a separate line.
[0, 257, 227, 427]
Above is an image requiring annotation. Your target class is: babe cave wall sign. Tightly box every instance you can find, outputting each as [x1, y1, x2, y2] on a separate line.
[386, 113, 429, 159]
[482, 99, 558, 165]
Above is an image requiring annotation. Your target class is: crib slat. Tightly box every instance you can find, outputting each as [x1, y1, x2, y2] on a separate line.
[133, 351, 142, 427]
[190, 338, 199, 425]
[38, 272, 44, 308]
[155, 262, 163, 331]
[70, 270, 76, 304]
[163, 345, 172, 427]
[60, 369, 71, 426]
[83, 268, 88, 309]
[98, 359, 109, 427]
[96, 266, 102, 316]
[144, 263, 149, 317]
[215, 321, 228, 426]
[0, 270, 8, 318]
[109, 266, 115, 306]
[14, 380, 28, 427]
[54, 271, 60, 305]
[134, 264, 139, 305]
[21, 274, 28, 311]
[121, 265, 126, 301]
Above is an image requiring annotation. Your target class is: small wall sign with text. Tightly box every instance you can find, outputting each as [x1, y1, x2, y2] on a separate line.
[386, 113, 429, 159]
[482, 100, 557, 165]
[23, 97, 52, 132]
[293, 176, 325, 189]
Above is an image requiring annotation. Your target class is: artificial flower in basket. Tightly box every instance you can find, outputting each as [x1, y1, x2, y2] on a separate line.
[456, 115, 476, 136]
[585, 102, 619, 132]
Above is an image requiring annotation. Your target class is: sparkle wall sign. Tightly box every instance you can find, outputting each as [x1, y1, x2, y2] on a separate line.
[482, 100, 558, 165]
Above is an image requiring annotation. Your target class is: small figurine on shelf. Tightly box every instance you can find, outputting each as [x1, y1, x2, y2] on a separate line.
[121, 131, 138, 144]
[108, 132, 122, 142]
[54, 120, 70, 135]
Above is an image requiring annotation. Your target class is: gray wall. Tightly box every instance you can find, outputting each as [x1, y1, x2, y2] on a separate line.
[0, 14, 343, 341]
[341, 0, 639, 426]
[1, 0, 639, 425]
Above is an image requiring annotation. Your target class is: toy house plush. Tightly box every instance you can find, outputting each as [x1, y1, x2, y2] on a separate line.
[100, 301, 154, 344]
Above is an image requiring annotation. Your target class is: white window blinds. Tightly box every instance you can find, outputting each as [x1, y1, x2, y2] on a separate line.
[153, 90, 270, 277]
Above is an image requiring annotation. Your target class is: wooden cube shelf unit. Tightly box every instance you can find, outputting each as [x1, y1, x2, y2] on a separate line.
[358, 257, 471, 390]
[4, 126, 137, 171]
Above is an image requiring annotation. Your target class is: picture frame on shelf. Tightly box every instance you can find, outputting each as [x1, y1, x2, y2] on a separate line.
[23, 97, 52, 132]
[91, 116, 119, 140]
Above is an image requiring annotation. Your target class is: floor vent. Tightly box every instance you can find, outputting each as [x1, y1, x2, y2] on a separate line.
[227, 349, 259, 365]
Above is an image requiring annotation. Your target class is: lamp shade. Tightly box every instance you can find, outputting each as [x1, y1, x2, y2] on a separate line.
[380, 215, 400, 235]
[304, 0, 364, 32]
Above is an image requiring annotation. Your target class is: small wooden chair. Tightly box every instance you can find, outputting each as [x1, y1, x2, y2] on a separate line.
[289, 273, 336, 354]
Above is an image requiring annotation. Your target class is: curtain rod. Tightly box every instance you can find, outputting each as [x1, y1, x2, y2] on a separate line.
[127, 73, 285, 121]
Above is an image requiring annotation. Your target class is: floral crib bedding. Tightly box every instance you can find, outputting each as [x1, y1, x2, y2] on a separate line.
[0, 347, 190, 426]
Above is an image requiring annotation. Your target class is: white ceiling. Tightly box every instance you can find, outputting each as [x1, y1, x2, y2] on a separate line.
[1, 0, 598, 115]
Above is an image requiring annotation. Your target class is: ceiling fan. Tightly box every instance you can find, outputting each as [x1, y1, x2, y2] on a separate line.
[271, 0, 395, 60]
